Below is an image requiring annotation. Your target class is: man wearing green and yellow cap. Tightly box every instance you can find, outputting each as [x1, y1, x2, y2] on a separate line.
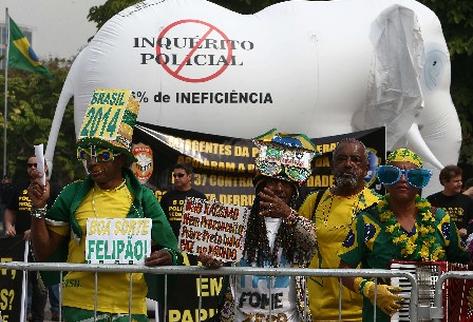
[339, 147, 469, 322]
[28, 89, 181, 322]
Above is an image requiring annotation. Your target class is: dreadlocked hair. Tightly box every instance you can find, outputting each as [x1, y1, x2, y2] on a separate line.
[243, 185, 307, 267]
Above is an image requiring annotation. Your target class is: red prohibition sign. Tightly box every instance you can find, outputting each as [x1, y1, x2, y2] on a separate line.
[156, 19, 233, 83]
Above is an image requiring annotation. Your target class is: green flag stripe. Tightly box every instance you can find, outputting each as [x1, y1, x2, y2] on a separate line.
[7, 16, 51, 77]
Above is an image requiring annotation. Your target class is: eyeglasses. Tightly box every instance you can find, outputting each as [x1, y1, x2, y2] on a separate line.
[77, 145, 120, 163]
[172, 173, 186, 178]
[376, 165, 432, 189]
[27, 163, 37, 168]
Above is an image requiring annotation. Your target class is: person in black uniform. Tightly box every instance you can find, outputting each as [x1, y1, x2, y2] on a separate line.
[4, 156, 47, 322]
[160, 163, 207, 236]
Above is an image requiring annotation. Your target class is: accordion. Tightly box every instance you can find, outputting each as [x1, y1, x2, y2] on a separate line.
[390, 260, 473, 322]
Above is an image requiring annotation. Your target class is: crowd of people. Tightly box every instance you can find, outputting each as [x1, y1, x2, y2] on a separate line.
[1, 97, 473, 321]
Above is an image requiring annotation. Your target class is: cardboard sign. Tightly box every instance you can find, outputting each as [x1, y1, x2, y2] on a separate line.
[0, 236, 25, 322]
[178, 197, 250, 263]
[79, 89, 132, 141]
[85, 218, 152, 264]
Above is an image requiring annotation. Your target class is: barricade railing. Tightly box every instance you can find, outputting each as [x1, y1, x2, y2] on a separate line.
[433, 271, 473, 322]
[0, 262, 419, 321]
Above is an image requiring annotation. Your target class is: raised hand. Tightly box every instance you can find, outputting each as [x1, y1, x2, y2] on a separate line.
[258, 186, 292, 218]
[27, 169, 50, 209]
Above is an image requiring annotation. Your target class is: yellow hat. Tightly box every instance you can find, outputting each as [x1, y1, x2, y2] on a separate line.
[387, 148, 423, 167]
[77, 89, 140, 162]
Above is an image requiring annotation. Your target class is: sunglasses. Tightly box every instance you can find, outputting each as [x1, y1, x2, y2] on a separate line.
[172, 173, 186, 178]
[77, 145, 120, 163]
[376, 165, 432, 189]
[27, 163, 38, 168]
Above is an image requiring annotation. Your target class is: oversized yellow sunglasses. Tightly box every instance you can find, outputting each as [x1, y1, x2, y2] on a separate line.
[76, 145, 120, 163]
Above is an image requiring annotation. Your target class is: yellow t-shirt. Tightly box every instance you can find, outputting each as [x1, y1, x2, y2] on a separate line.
[48, 182, 148, 314]
[299, 187, 379, 321]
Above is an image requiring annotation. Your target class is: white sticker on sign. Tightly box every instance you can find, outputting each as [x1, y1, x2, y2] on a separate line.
[85, 218, 152, 265]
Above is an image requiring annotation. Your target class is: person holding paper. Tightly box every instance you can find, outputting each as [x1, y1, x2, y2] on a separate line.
[202, 129, 318, 322]
[28, 89, 181, 322]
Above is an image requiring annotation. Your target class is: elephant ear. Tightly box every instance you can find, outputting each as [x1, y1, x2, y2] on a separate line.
[353, 5, 424, 149]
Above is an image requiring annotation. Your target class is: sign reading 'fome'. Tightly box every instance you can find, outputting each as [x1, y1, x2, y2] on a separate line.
[86, 218, 152, 264]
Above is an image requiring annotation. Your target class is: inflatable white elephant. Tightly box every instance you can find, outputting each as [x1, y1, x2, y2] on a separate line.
[46, 0, 460, 195]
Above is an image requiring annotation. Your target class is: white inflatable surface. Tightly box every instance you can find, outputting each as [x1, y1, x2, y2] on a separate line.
[46, 0, 461, 195]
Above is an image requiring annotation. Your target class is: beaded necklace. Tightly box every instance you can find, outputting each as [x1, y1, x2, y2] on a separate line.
[320, 189, 365, 230]
[378, 194, 445, 261]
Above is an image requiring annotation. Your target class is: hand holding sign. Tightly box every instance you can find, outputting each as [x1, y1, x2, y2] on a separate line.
[27, 176, 50, 209]
[198, 253, 223, 269]
[145, 250, 172, 266]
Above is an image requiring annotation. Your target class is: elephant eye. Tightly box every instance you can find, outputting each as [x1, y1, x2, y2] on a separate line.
[423, 49, 447, 91]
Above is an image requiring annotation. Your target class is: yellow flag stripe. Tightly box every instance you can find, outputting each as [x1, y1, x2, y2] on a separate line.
[12, 38, 41, 67]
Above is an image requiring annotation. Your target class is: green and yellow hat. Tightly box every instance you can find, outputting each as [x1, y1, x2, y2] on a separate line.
[387, 147, 423, 168]
[77, 88, 140, 163]
[253, 129, 318, 186]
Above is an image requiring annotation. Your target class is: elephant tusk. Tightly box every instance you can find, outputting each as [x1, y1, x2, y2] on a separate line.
[405, 123, 444, 170]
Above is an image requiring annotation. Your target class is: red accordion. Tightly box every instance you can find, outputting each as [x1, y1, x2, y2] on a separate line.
[390, 260, 473, 322]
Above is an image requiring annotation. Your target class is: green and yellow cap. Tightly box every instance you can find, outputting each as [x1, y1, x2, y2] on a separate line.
[387, 148, 423, 168]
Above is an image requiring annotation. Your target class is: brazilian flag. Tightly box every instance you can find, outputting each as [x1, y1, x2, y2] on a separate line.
[8, 17, 51, 77]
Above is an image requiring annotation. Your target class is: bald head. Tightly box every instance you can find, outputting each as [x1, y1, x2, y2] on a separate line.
[333, 138, 367, 161]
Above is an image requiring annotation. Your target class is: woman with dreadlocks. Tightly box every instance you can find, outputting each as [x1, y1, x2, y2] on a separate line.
[201, 129, 318, 322]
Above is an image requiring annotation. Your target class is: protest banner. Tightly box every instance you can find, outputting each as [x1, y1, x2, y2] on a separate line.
[178, 197, 250, 262]
[0, 236, 25, 322]
[133, 123, 386, 204]
[85, 218, 152, 264]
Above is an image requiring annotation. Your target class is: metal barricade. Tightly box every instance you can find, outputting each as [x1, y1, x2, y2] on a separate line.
[433, 270, 473, 322]
[0, 262, 419, 321]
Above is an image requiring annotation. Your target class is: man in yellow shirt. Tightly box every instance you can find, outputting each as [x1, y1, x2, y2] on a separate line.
[299, 138, 379, 321]
[28, 89, 180, 322]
